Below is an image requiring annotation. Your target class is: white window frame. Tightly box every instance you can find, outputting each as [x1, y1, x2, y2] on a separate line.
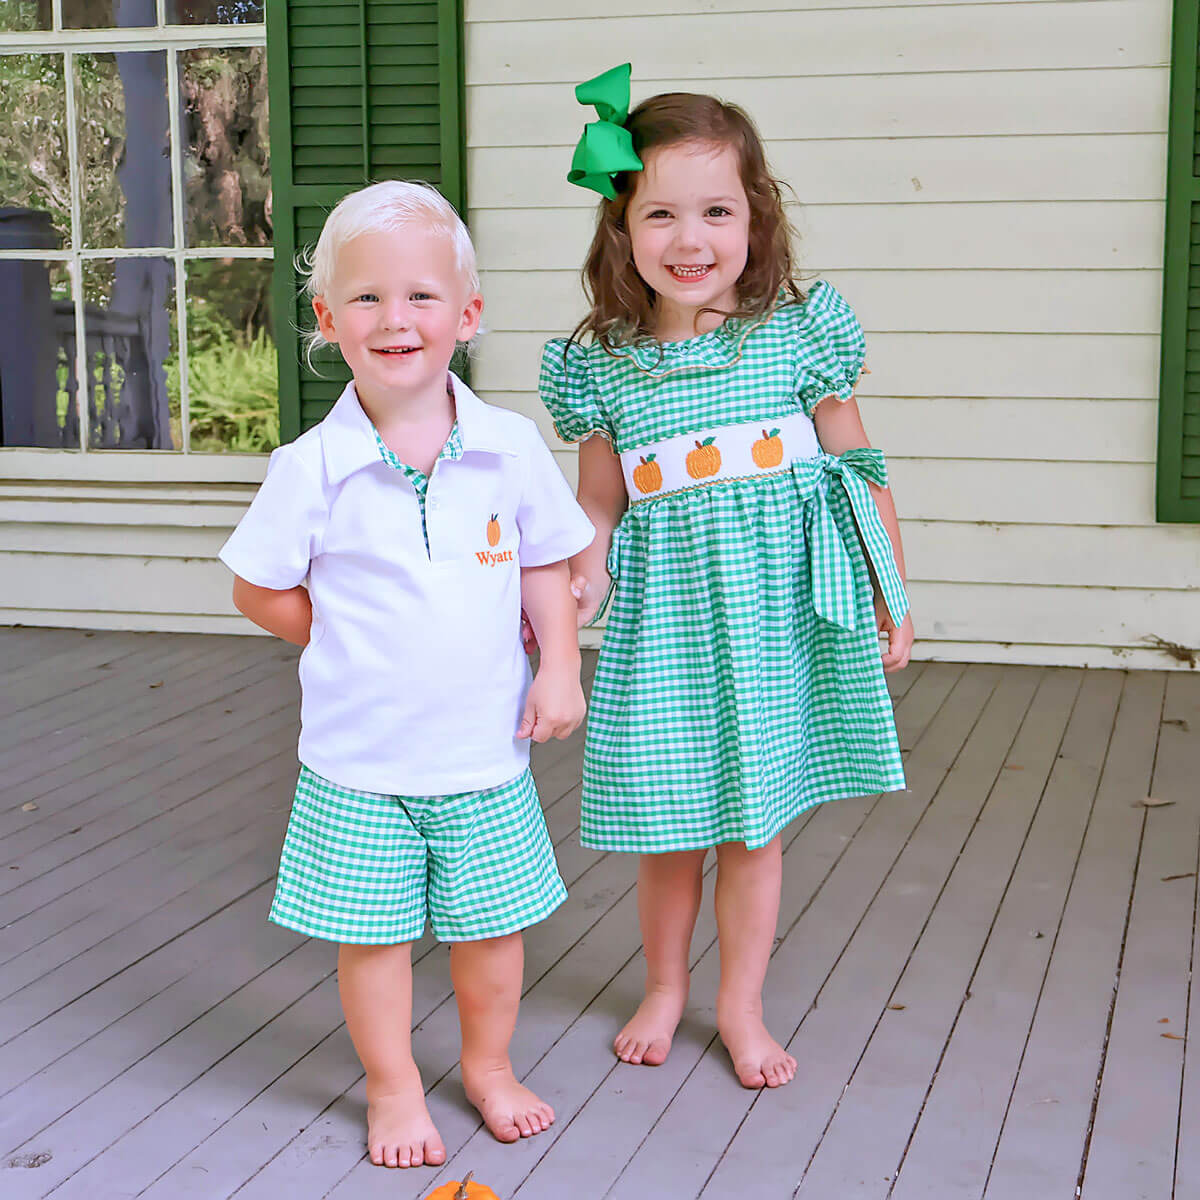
[0, 0, 269, 454]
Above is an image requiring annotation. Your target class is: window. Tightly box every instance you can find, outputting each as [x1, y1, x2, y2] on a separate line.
[0, 0, 274, 453]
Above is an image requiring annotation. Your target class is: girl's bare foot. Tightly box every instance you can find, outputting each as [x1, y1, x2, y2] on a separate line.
[462, 1060, 555, 1143]
[717, 1011, 797, 1089]
[614, 983, 688, 1066]
[366, 1086, 446, 1168]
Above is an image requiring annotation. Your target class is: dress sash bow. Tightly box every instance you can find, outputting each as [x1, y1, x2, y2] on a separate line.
[790, 448, 909, 632]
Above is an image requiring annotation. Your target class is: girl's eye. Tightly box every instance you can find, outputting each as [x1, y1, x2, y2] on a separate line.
[646, 209, 672, 220]
[706, 206, 732, 218]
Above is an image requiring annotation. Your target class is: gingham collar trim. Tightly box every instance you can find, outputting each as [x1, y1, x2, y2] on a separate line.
[321, 372, 518, 485]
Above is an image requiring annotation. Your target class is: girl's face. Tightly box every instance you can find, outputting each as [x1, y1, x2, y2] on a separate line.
[626, 140, 750, 339]
[312, 226, 481, 409]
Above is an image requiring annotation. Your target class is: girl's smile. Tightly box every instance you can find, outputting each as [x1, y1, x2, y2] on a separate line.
[627, 141, 750, 340]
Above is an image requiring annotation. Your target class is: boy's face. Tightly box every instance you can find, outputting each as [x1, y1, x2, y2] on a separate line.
[312, 225, 482, 407]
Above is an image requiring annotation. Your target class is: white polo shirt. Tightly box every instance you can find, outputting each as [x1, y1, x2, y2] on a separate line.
[219, 373, 594, 795]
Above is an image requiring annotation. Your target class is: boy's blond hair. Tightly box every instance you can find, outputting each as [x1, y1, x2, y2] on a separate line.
[299, 180, 479, 364]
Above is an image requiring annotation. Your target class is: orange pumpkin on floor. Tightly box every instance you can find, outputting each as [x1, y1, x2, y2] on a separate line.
[425, 1171, 500, 1200]
[685, 437, 721, 479]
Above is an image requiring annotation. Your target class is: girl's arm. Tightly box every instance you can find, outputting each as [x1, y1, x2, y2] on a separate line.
[232, 576, 312, 646]
[812, 397, 913, 672]
[518, 560, 586, 742]
[569, 435, 628, 626]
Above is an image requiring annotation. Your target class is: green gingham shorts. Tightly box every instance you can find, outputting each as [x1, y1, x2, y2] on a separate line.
[268, 765, 566, 944]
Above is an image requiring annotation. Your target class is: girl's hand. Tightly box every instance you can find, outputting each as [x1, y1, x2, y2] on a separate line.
[517, 665, 587, 742]
[876, 594, 914, 673]
[571, 571, 609, 628]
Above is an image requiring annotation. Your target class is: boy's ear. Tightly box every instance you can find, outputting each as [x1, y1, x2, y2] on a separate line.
[458, 293, 483, 343]
[312, 296, 339, 344]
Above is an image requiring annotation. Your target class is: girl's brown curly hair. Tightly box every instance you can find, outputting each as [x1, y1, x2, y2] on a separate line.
[571, 91, 803, 349]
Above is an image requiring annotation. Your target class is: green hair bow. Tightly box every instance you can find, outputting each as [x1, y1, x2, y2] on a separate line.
[567, 63, 644, 200]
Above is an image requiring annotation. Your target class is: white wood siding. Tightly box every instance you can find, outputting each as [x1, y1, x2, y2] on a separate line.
[2, 0, 1197, 669]
[462, 0, 1200, 668]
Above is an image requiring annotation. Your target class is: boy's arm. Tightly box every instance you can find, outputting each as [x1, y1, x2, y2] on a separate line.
[232, 576, 313, 647]
[517, 560, 585, 742]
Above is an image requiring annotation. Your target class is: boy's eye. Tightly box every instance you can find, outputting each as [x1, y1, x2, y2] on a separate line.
[411, 292, 435, 302]
[354, 293, 378, 303]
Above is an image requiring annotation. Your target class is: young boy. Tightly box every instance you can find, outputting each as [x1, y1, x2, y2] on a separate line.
[219, 181, 593, 1170]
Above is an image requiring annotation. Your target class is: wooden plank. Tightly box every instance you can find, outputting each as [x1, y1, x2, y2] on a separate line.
[478, 329, 1160, 402]
[470, 203, 1164, 272]
[466, 4, 1168, 84]
[889, 671, 1139, 1196]
[0, 893, 306, 1160]
[477, 269, 1164, 336]
[615, 667, 1037, 1199]
[470, 0, 1140, 18]
[0, 681, 296, 897]
[0, 645, 294, 812]
[905, 581, 1198, 650]
[1079, 673, 1200, 1199]
[1172, 678, 1200, 1195]
[470, 135, 1166, 209]
[0, 740, 299, 998]
[794, 669, 1099, 1197]
[465, 68, 1166, 145]
[984, 671, 1166, 1198]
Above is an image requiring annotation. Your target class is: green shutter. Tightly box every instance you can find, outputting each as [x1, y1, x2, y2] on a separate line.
[1159, 0, 1200, 521]
[266, 0, 466, 441]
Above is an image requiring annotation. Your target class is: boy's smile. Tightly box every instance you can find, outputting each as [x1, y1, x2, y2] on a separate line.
[311, 227, 482, 414]
[626, 141, 750, 341]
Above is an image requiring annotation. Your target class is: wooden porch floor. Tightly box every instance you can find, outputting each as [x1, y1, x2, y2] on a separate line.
[2, 630, 1199, 1199]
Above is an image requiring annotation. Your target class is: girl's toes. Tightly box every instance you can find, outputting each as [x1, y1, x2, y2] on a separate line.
[516, 1113, 535, 1137]
[409, 1142, 424, 1167]
[426, 1141, 447, 1166]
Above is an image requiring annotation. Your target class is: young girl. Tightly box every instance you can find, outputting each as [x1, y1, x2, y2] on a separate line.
[221, 182, 594, 1167]
[541, 66, 913, 1090]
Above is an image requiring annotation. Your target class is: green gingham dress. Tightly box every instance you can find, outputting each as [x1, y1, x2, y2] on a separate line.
[540, 282, 906, 854]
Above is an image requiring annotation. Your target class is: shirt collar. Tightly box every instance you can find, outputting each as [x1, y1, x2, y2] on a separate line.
[320, 372, 518, 486]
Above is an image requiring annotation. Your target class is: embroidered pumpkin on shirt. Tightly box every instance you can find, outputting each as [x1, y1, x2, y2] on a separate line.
[685, 437, 721, 479]
[752, 428, 783, 468]
[633, 454, 663, 494]
[425, 1172, 499, 1200]
[486, 514, 501, 546]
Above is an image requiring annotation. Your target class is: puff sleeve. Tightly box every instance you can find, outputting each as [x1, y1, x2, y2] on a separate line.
[793, 282, 868, 417]
[539, 337, 615, 445]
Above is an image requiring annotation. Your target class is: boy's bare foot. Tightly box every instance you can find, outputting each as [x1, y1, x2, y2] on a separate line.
[717, 1012, 797, 1089]
[462, 1060, 555, 1143]
[613, 984, 688, 1066]
[366, 1087, 446, 1168]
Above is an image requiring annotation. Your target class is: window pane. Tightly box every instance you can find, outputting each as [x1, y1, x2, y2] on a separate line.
[0, 55, 71, 249]
[168, 0, 263, 25]
[181, 47, 271, 248]
[77, 51, 173, 249]
[81, 258, 179, 450]
[186, 257, 277, 453]
[0, 0, 51, 31]
[62, 0, 155, 28]
[0, 260, 76, 449]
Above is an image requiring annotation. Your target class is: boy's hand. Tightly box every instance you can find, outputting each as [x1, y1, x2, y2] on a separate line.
[876, 594, 914, 673]
[571, 572, 608, 628]
[517, 665, 586, 743]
